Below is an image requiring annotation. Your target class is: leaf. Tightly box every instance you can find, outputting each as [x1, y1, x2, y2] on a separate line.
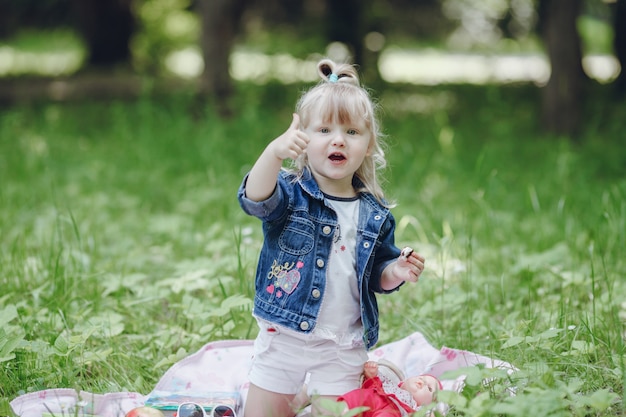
[106, 322, 125, 337]
[81, 348, 113, 364]
[0, 305, 18, 326]
[440, 366, 477, 381]
[101, 273, 124, 297]
[315, 397, 367, 416]
[154, 347, 188, 369]
[463, 366, 486, 386]
[78, 311, 126, 337]
[53, 333, 69, 355]
[221, 294, 253, 309]
[23, 339, 53, 355]
[565, 378, 584, 394]
[159, 269, 211, 294]
[574, 389, 620, 411]
[569, 340, 594, 354]
[0, 353, 16, 362]
[436, 390, 467, 408]
[0, 328, 24, 362]
[501, 336, 525, 348]
[491, 390, 567, 416]
[342, 407, 370, 417]
[206, 307, 230, 318]
[511, 242, 571, 273]
[537, 328, 562, 340]
[465, 391, 493, 415]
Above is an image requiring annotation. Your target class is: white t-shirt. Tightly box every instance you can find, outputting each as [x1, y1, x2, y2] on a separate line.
[313, 195, 364, 346]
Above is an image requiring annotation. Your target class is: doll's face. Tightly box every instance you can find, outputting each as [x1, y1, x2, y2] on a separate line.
[400, 375, 439, 406]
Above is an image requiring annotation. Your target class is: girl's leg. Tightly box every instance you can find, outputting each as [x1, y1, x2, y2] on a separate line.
[244, 383, 297, 417]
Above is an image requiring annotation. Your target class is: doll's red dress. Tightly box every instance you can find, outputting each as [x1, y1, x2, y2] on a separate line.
[337, 375, 415, 417]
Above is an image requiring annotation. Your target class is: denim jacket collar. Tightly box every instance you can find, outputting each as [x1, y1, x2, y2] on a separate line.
[297, 168, 385, 213]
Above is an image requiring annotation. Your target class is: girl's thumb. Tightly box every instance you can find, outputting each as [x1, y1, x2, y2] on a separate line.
[291, 113, 300, 129]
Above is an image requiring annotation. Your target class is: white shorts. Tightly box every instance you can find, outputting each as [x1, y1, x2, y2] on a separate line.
[248, 321, 368, 396]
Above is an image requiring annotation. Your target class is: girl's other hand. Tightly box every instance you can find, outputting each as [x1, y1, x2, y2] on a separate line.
[396, 247, 425, 283]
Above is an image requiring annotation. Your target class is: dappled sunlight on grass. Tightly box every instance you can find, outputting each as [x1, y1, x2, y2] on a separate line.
[0, 29, 85, 76]
[381, 48, 550, 85]
[381, 90, 456, 115]
[230, 50, 318, 84]
[0, 46, 83, 76]
[165, 46, 204, 79]
[231, 49, 621, 86]
[2, 40, 620, 87]
[380, 48, 620, 85]
[583, 54, 621, 82]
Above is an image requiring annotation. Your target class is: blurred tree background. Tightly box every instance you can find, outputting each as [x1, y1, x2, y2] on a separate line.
[0, 0, 624, 136]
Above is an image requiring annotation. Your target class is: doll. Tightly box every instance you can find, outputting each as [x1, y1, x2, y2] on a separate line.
[337, 360, 442, 416]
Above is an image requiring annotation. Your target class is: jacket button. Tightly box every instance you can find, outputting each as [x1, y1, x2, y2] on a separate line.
[312, 289, 321, 298]
[300, 321, 310, 331]
[316, 259, 325, 268]
[374, 215, 382, 220]
[363, 242, 370, 248]
[322, 225, 332, 235]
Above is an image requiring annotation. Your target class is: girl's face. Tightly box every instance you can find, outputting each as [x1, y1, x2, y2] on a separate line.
[303, 114, 372, 197]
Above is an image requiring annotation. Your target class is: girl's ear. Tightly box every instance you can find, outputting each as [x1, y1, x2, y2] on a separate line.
[365, 137, 375, 156]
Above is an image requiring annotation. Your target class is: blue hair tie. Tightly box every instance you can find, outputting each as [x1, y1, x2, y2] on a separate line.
[329, 73, 339, 83]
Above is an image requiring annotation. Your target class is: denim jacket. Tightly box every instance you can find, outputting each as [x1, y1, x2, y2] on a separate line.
[237, 168, 402, 349]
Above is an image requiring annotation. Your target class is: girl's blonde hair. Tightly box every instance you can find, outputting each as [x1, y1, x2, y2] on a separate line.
[290, 59, 391, 206]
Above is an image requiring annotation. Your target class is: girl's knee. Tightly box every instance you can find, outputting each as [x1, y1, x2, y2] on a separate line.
[244, 384, 297, 417]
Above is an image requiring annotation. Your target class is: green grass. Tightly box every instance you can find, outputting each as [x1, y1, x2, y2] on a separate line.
[1, 82, 625, 416]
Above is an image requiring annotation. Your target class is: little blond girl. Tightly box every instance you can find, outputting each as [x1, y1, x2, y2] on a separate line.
[237, 58, 425, 417]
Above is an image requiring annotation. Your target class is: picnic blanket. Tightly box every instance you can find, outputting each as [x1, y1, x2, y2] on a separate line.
[10, 332, 516, 417]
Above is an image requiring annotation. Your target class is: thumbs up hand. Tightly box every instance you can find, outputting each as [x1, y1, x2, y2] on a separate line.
[270, 113, 310, 161]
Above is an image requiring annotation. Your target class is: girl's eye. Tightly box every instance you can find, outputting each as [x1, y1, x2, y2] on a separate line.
[347, 129, 357, 135]
[320, 127, 330, 133]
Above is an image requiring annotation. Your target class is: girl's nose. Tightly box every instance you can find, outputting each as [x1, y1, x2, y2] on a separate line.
[331, 132, 346, 146]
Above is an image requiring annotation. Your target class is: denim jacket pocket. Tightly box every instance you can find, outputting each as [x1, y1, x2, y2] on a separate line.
[278, 214, 315, 255]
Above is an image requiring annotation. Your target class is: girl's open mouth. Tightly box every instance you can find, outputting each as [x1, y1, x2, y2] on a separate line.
[329, 153, 346, 161]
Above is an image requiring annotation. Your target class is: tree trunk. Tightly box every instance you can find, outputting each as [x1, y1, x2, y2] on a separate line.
[539, 0, 585, 137]
[197, 0, 246, 116]
[325, 0, 365, 65]
[325, 0, 383, 84]
[72, 0, 135, 68]
[612, 0, 626, 97]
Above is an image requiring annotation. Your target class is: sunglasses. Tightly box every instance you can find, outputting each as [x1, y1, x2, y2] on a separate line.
[176, 402, 236, 417]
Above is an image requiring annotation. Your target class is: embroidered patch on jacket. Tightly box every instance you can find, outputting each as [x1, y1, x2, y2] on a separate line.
[266, 260, 303, 297]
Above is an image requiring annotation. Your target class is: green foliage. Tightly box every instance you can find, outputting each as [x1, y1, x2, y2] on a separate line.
[0, 28, 85, 76]
[1, 83, 625, 417]
[578, 15, 614, 55]
[437, 366, 620, 416]
[0, 28, 83, 53]
[132, 0, 200, 74]
[310, 397, 369, 417]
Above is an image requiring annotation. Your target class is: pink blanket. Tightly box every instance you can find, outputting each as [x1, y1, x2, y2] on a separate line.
[10, 332, 515, 417]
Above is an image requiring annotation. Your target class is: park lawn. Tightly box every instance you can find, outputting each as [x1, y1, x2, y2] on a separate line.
[0, 82, 624, 416]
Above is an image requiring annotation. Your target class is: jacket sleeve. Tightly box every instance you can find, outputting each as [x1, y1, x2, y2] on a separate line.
[370, 213, 403, 293]
[237, 171, 289, 223]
